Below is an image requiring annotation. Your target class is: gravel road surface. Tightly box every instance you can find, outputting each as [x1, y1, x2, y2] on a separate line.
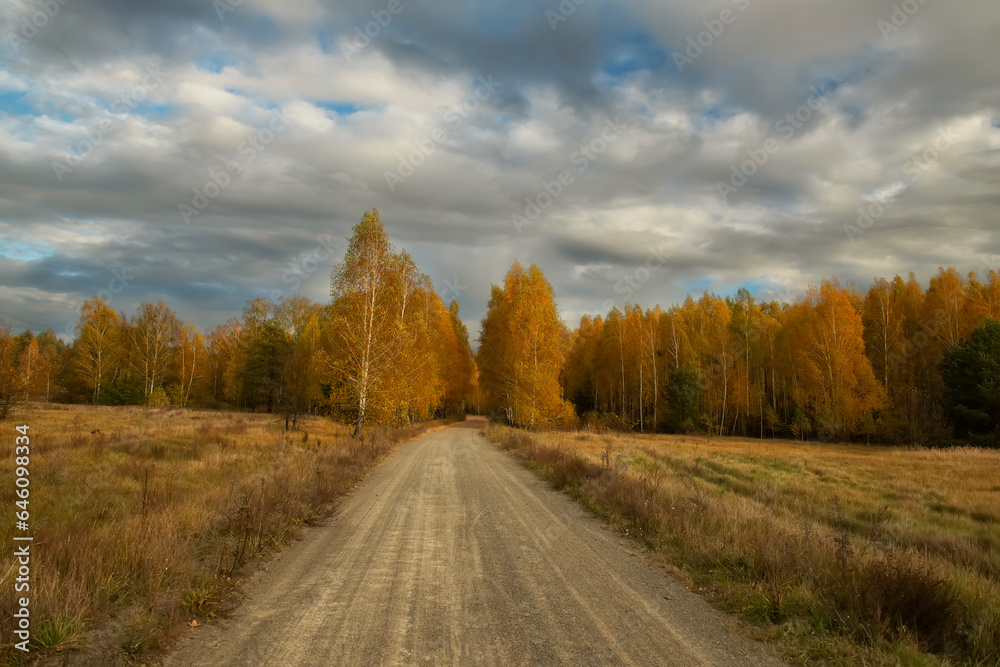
[162, 417, 786, 666]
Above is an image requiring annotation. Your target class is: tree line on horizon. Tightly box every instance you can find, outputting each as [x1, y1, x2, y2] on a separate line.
[476, 263, 1000, 447]
[0, 210, 476, 432]
[1, 211, 998, 446]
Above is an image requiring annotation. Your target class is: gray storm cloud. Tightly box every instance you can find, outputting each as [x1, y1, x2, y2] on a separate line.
[0, 0, 998, 339]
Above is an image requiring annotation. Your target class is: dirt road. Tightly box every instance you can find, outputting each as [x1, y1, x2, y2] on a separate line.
[163, 417, 785, 666]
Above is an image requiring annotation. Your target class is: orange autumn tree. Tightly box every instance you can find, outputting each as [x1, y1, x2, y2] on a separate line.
[562, 314, 603, 414]
[280, 311, 322, 428]
[478, 262, 573, 428]
[642, 306, 664, 431]
[597, 308, 628, 419]
[174, 321, 206, 407]
[323, 210, 405, 433]
[982, 270, 1000, 321]
[321, 209, 474, 433]
[324, 211, 405, 430]
[698, 293, 735, 435]
[783, 280, 884, 440]
[74, 296, 124, 404]
[126, 301, 181, 403]
[0, 327, 26, 418]
[437, 300, 476, 415]
[387, 272, 446, 422]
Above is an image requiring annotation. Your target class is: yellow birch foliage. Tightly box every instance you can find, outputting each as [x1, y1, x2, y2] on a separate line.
[784, 280, 884, 439]
[478, 262, 573, 428]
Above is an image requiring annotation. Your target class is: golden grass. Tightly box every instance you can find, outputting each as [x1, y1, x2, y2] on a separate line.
[0, 403, 455, 664]
[487, 425, 1000, 666]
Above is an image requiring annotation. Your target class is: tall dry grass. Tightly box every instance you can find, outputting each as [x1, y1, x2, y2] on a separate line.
[487, 424, 1000, 666]
[0, 404, 455, 664]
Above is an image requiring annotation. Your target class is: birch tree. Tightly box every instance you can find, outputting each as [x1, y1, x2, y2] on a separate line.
[478, 262, 572, 428]
[75, 296, 123, 403]
[127, 301, 181, 402]
[176, 322, 205, 407]
[327, 209, 405, 435]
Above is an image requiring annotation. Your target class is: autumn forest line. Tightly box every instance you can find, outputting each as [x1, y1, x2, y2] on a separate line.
[2, 209, 998, 446]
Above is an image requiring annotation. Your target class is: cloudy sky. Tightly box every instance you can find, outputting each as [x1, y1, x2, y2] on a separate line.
[1, 0, 998, 343]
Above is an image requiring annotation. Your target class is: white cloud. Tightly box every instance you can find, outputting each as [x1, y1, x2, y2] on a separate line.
[0, 0, 998, 336]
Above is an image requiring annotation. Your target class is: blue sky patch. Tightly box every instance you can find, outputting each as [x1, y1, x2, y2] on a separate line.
[681, 276, 714, 294]
[196, 55, 235, 74]
[316, 101, 362, 116]
[0, 241, 51, 262]
[0, 90, 32, 117]
[601, 31, 667, 80]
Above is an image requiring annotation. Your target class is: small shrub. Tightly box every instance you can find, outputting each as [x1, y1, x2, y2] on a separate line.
[181, 587, 217, 620]
[32, 617, 85, 651]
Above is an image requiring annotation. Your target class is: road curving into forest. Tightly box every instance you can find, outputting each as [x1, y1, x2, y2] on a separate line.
[162, 416, 786, 666]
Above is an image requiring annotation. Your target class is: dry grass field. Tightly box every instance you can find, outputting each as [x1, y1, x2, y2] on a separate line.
[0, 404, 456, 664]
[487, 424, 1000, 666]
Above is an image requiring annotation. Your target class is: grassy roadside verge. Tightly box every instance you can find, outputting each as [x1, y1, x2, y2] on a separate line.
[1, 404, 461, 665]
[484, 423, 1000, 666]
